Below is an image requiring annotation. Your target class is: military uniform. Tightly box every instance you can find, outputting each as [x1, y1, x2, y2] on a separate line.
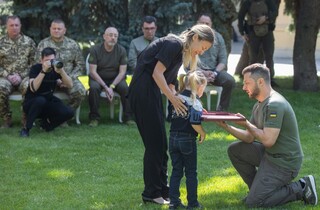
[212, 0, 237, 57]
[0, 34, 36, 124]
[36, 36, 86, 110]
[235, 0, 280, 77]
[238, 0, 278, 79]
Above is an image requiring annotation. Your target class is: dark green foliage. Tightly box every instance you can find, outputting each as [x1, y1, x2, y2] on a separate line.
[128, 0, 193, 38]
[1, 0, 129, 47]
[0, 0, 237, 52]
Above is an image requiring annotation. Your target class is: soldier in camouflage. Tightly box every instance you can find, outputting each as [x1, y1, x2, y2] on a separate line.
[0, 15, 36, 128]
[36, 19, 86, 112]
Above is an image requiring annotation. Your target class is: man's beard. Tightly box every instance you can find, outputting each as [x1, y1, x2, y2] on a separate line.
[249, 83, 260, 99]
[107, 42, 116, 47]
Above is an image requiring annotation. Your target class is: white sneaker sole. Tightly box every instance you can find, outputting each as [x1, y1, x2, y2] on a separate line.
[308, 175, 318, 205]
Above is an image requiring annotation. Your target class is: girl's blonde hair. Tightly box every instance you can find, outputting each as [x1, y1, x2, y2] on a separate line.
[179, 24, 215, 71]
[178, 70, 207, 102]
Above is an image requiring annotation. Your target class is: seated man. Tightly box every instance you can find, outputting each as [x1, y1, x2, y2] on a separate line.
[36, 19, 86, 114]
[88, 27, 133, 126]
[0, 15, 36, 128]
[20, 47, 74, 137]
[128, 15, 158, 73]
[197, 14, 236, 111]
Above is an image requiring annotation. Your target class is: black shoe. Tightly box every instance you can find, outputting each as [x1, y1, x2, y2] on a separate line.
[40, 119, 54, 132]
[187, 203, 203, 209]
[142, 196, 169, 205]
[20, 128, 29, 137]
[169, 202, 186, 209]
[124, 119, 135, 126]
[301, 175, 318, 205]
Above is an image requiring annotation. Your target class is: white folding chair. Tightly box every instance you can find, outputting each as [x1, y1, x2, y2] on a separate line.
[204, 85, 222, 111]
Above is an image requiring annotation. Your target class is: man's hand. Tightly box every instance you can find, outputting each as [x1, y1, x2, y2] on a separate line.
[215, 120, 228, 129]
[233, 113, 248, 127]
[104, 85, 114, 101]
[7, 73, 22, 86]
[256, 16, 267, 25]
[56, 79, 67, 88]
[202, 70, 216, 83]
[242, 34, 249, 42]
[42, 60, 52, 73]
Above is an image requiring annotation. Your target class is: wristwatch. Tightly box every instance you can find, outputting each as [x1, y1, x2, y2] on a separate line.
[110, 84, 116, 89]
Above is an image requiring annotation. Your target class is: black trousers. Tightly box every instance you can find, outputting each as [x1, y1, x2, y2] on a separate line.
[129, 73, 169, 199]
[89, 78, 132, 121]
[23, 95, 74, 131]
[210, 70, 235, 111]
[248, 31, 275, 78]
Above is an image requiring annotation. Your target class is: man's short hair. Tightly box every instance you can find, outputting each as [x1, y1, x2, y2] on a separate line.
[142, 16, 157, 25]
[51, 18, 65, 25]
[6, 15, 21, 24]
[242, 63, 270, 83]
[197, 13, 212, 21]
[41, 47, 56, 59]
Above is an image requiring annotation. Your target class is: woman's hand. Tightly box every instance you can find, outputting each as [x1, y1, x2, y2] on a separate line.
[170, 94, 187, 116]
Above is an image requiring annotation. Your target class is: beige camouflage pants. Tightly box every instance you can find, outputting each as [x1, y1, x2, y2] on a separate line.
[0, 77, 29, 120]
[56, 78, 86, 110]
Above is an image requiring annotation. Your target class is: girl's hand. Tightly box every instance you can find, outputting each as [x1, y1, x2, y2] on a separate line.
[198, 132, 206, 144]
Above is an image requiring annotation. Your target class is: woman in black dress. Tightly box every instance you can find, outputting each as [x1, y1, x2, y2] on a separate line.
[128, 24, 215, 205]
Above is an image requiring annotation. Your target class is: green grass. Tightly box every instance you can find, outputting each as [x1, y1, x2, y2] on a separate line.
[1, 77, 320, 209]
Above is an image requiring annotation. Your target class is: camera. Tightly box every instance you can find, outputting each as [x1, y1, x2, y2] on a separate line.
[50, 59, 64, 69]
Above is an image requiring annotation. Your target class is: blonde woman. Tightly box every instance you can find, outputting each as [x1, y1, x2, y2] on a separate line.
[128, 24, 214, 205]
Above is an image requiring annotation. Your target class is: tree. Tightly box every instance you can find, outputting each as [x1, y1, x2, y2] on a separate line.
[128, 0, 193, 39]
[285, 0, 320, 91]
[0, 0, 238, 58]
[193, 0, 237, 56]
[0, 0, 129, 50]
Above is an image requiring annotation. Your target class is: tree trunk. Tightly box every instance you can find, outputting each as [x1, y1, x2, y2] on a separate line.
[293, 0, 320, 91]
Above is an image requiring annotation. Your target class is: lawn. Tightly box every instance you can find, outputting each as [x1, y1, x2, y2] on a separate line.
[0, 77, 319, 210]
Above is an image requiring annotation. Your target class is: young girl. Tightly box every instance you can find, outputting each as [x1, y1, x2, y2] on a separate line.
[128, 25, 214, 205]
[169, 70, 207, 209]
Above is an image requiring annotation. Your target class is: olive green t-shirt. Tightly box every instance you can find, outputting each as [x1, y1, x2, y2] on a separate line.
[250, 91, 303, 170]
[89, 43, 127, 80]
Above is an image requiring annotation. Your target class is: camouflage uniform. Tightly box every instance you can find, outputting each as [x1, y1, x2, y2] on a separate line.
[212, 0, 237, 57]
[0, 34, 36, 122]
[36, 36, 86, 110]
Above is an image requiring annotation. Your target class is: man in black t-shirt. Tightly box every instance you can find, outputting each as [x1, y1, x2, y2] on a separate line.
[20, 47, 74, 137]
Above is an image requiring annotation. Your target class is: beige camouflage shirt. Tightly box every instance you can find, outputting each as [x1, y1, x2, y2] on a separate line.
[36, 36, 85, 79]
[0, 34, 36, 78]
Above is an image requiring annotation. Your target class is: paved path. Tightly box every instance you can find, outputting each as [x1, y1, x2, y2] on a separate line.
[228, 41, 320, 77]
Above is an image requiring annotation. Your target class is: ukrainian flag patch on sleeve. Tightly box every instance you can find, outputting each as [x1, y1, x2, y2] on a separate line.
[269, 112, 277, 118]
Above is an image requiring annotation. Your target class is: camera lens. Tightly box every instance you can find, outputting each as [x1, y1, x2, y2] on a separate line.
[51, 59, 64, 69]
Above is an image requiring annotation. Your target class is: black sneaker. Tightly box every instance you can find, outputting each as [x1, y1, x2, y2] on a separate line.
[40, 119, 54, 132]
[20, 128, 29, 137]
[187, 203, 203, 209]
[169, 203, 186, 209]
[302, 175, 318, 205]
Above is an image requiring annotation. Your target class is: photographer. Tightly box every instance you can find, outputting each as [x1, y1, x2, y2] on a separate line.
[20, 47, 74, 137]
